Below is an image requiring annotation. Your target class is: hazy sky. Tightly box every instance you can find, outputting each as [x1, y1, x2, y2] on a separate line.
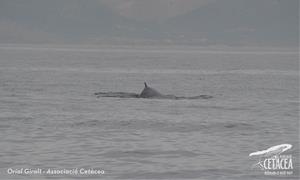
[101, 0, 216, 22]
[0, 0, 298, 46]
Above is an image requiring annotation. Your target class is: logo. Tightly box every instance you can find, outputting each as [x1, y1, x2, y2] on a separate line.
[249, 144, 294, 176]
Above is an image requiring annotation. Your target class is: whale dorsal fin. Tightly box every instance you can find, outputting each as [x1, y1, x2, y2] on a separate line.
[140, 82, 162, 98]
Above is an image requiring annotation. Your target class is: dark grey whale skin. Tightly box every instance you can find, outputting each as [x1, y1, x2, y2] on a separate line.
[95, 82, 213, 100]
[139, 82, 212, 99]
[139, 82, 163, 98]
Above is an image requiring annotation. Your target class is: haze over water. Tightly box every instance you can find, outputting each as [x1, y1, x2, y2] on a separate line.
[0, 45, 298, 179]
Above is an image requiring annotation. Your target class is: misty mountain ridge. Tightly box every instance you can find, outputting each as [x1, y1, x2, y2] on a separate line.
[0, 0, 298, 46]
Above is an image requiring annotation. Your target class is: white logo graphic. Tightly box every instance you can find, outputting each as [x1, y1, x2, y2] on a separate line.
[249, 144, 293, 176]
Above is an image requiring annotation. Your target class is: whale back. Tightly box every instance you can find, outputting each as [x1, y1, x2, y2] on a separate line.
[139, 82, 162, 98]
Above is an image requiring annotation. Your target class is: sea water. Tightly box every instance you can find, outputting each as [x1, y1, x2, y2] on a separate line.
[0, 45, 298, 179]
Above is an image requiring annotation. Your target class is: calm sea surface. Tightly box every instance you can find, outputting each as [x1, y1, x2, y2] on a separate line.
[0, 45, 299, 179]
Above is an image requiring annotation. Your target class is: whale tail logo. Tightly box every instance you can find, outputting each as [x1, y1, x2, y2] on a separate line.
[249, 144, 292, 170]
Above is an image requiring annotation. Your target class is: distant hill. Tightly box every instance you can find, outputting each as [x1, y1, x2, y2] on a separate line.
[0, 0, 298, 46]
[0, 0, 162, 43]
[0, 0, 145, 41]
[163, 0, 299, 46]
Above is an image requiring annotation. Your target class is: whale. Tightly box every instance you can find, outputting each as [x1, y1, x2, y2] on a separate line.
[139, 82, 163, 98]
[95, 82, 213, 100]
